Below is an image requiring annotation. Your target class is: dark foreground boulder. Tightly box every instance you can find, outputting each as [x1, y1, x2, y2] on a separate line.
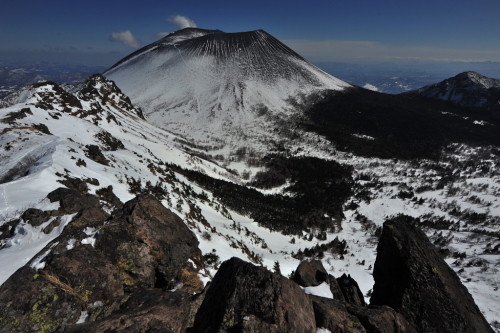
[0, 194, 202, 333]
[370, 216, 493, 333]
[64, 290, 201, 333]
[193, 257, 316, 333]
[96, 194, 201, 291]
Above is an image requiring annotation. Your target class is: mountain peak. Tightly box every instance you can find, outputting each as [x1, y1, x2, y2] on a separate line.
[405, 71, 500, 118]
[104, 28, 350, 147]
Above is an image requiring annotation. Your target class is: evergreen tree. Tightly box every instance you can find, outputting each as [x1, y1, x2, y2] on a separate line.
[273, 260, 281, 275]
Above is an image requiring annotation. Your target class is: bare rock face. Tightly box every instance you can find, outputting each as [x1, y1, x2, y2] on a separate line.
[0, 194, 201, 333]
[57, 176, 89, 194]
[370, 216, 493, 333]
[336, 273, 366, 307]
[193, 257, 316, 333]
[95, 194, 201, 291]
[309, 295, 366, 333]
[47, 187, 100, 214]
[95, 185, 123, 208]
[64, 290, 196, 333]
[20, 208, 51, 227]
[293, 260, 345, 301]
[84, 144, 109, 165]
[344, 304, 417, 333]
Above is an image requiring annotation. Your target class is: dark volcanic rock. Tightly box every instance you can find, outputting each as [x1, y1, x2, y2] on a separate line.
[95, 194, 200, 291]
[0, 194, 201, 333]
[0, 265, 81, 332]
[193, 257, 316, 333]
[84, 144, 109, 165]
[370, 216, 493, 333]
[95, 185, 123, 208]
[293, 260, 330, 286]
[336, 273, 366, 306]
[65, 290, 195, 333]
[345, 304, 417, 333]
[293, 260, 345, 301]
[47, 187, 100, 214]
[57, 176, 89, 194]
[21, 208, 51, 227]
[32, 123, 52, 135]
[0, 219, 19, 248]
[309, 295, 366, 332]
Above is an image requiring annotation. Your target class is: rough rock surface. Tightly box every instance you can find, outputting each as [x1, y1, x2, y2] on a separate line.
[309, 295, 366, 333]
[57, 176, 89, 194]
[84, 144, 109, 165]
[96, 194, 201, 291]
[370, 216, 494, 333]
[20, 208, 51, 227]
[345, 304, 417, 333]
[65, 290, 197, 333]
[0, 193, 201, 333]
[193, 257, 316, 333]
[47, 187, 100, 214]
[293, 260, 345, 301]
[95, 185, 123, 208]
[336, 273, 366, 306]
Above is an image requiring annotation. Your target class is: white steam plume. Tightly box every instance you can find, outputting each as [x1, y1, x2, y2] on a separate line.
[169, 15, 197, 30]
[110, 30, 143, 48]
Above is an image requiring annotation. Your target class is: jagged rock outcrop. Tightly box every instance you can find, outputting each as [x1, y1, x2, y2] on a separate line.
[84, 144, 109, 165]
[192, 257, 316, 333]
[370, 216, 494, 333]
[96, 194, 201, 291]
[20, 208, 51, 227]
[47, 187, 100, 214]
[0, 192, 202, 333]
[336, 273, 366, 307]
[293, 260, 345, 301]
[95, 185, 123, 208]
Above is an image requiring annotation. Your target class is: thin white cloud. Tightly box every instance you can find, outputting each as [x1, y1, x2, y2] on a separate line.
[110, 30, 143, 48]
[155, 32, 171, 39]
[281, 39, 500, 63]
[168, 15, 197, 30]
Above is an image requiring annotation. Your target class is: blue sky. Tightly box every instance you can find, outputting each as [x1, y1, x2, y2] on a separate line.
[1, 0, 500, 67]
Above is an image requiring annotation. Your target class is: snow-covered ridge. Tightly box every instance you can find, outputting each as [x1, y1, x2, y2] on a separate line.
[407, 71, 500, 118]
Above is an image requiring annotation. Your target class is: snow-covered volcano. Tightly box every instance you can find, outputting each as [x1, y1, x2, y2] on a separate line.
[104, 28, 350, 147]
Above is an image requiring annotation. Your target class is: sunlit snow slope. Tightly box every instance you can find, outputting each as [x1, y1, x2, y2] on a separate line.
[105, 28, 350, 146]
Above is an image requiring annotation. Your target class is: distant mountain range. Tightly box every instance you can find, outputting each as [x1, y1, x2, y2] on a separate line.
[0, 62, 106, 99]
